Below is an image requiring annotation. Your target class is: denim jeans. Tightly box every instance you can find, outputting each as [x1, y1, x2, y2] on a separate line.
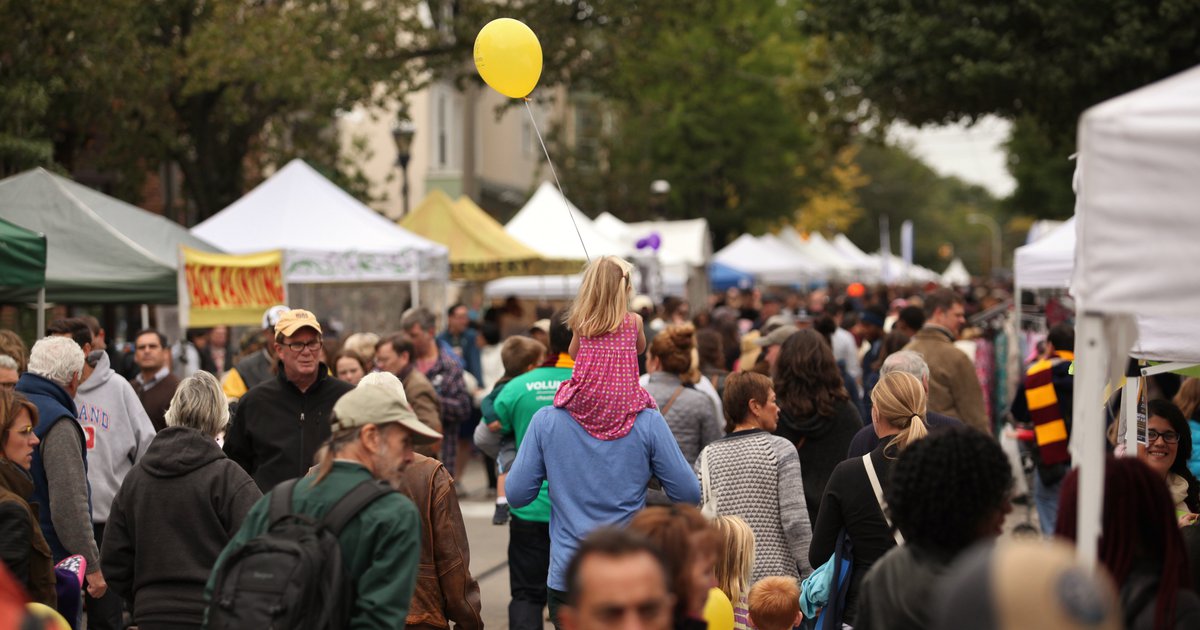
[1034, 468, 1063, 535]
[509, 515, 551, 630]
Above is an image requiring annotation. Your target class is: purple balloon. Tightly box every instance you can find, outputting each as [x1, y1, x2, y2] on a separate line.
[636, 232, 662, 251]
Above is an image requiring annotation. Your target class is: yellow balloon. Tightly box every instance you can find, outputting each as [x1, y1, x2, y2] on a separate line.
[26, 602, 72, 630]
[703, 587, 735, 630]
[474, 18, 543, 99]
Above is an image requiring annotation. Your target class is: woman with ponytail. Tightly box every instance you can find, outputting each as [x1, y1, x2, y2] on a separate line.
[807, 371, 929, 626]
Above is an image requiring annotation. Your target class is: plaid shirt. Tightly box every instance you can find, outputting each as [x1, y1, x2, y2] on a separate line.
[425, 342, 472, 428]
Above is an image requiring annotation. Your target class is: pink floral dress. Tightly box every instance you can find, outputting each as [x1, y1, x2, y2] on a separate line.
[554, 312, 656, 440]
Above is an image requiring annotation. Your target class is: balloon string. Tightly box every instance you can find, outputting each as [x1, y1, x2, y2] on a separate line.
[524, 98, 590, 262]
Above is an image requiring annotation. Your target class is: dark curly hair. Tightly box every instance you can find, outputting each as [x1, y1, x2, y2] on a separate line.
[773, 328, 848, 419]
[886, 426, 1013, 556]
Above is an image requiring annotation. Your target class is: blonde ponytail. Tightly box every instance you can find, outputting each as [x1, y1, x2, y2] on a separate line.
[872, 372, 930, 454]
[892, 413, 929, 452]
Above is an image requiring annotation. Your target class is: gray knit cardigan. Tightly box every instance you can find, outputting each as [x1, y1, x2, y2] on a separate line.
[695, 429, 813, 582]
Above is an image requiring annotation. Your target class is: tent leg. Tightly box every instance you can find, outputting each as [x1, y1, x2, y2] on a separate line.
[1072, 313, 1107, 571]
[140, 304, 150, 329]
[411, 275, 420, 309]
[1121, 377, 1140, 456]
[36, 288, 46, 338]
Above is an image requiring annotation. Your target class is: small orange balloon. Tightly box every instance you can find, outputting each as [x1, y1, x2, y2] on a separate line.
[847, 282, 866, 298]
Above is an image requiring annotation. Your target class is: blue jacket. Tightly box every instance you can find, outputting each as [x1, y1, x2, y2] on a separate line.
[16, 373, 90, 561]
[506, 407, 701, 590]
[437, 330, 480, 384]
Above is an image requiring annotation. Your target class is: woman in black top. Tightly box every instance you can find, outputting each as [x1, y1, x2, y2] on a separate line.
[809, 371, 929, 625]
[773, 329, 862, 523]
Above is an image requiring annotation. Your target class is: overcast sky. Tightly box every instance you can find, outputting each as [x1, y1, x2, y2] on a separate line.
[888, 115, 1016, 199]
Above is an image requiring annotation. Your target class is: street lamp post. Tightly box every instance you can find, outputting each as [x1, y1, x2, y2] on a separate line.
[392, 119, 416, 217]
[967, 213, 1002, 277]
[649, 179, 670, 219]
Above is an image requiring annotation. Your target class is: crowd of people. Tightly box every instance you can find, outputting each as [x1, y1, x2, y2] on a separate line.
[0, 253, 1197, 629]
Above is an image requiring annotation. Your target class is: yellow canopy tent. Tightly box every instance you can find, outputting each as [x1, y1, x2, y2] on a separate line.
[400, 190, 582, 281]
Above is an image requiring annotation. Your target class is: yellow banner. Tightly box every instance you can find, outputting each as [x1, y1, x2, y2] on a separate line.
[181, 247, 286, 327]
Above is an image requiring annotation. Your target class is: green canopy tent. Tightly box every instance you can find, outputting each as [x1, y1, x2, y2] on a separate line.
[0, 217, 48, 336]
[0, 168, 220, 305]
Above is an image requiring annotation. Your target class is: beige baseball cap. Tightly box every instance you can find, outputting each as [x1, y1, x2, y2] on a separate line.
[332, 381, 441, 444]
[274, 309, 322, 338]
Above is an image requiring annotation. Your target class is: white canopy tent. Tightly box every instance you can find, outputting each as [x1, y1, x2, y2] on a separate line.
[192, 160, 448, 332]
[1014, 217, 1076, 290]
[593, 212, 712, 306]
[505, 182, 628, 260]
[192, 159, 448, 283]
[1069, 65, 1200, 569]
[868, 251, 941, 284]
[777, 228, 858, 277]
[941, 258, 971, 287]
[484, 183, 625, 301]
[713, 234, 823, 285]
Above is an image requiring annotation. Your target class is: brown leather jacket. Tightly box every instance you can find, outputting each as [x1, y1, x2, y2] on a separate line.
[0, 460, 56, 606]
[395, 455, 482, 629]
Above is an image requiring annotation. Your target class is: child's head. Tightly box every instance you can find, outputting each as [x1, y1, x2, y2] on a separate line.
[568, 256, 634, 337]
[711, 515, 754, 604]
[500, 336, 546, 379]
[747, 576, 801, 630]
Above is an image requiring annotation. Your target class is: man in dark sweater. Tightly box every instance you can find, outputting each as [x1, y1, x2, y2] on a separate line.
[130, 329, 179, 432]
[846, 351, 962, 458]
[223, 309, 354, 491]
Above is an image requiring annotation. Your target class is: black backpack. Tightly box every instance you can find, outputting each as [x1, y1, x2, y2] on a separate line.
[207, 477, 394, 630]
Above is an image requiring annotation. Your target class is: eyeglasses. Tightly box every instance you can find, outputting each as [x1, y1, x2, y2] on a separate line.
[1147, 429, 1181, 444]
[10, 425, 33, 436]
[283, 339, 323, 353]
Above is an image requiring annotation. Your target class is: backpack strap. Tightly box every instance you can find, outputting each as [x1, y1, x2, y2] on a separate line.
[321, 479, 394, 536]
[268, 478, 301, 525]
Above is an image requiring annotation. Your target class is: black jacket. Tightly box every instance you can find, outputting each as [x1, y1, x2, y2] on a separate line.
[101, 426, 261, 626]
[775, 398, 863, 525]
[223, 363, 353, 491]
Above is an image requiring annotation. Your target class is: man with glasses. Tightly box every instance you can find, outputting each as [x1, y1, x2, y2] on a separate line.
[224, 309, 354, 491]
[1010, 323, 1075, 534]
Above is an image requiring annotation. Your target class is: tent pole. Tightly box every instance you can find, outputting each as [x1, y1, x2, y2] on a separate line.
[1121, 377, 1140, 456]
[1072, 313, 1107, 571]
[140, 304, 150, 330]
[36, 288, 46, 338]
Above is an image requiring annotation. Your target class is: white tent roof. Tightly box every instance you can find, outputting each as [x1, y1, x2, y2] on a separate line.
[714, 234, 822, 284]
[777, 229, 856, 276]
[1014, 217, 1076, 290]
[593, 212, 712, 268]
[506, 182, 628, 260]
[1066, 64, 1200, 568]
[941, 258, 971, 287]
[192, 160, 447, 282]
[1073, 65, 1200, 317]
[832, 234, 876, 266]
[868, 251, 940, 284]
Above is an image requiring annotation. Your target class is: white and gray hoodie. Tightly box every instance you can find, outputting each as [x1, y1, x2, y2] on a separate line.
[74, 352, 156, 523]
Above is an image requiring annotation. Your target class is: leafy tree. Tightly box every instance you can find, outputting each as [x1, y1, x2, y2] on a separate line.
[809, 0, 1200, 218]
[845, 140, 1005, 273]
[0, 0, 635, 222]
[545, 0, 860, 245]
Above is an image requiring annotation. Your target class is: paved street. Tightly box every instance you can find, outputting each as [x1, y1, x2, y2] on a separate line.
[455, 456, 554, 630]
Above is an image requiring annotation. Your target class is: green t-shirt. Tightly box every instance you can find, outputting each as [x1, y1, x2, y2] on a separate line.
[494, 364, 573, 523]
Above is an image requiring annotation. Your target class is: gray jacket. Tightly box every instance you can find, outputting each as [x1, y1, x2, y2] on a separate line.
[644, 372, 724, 465]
